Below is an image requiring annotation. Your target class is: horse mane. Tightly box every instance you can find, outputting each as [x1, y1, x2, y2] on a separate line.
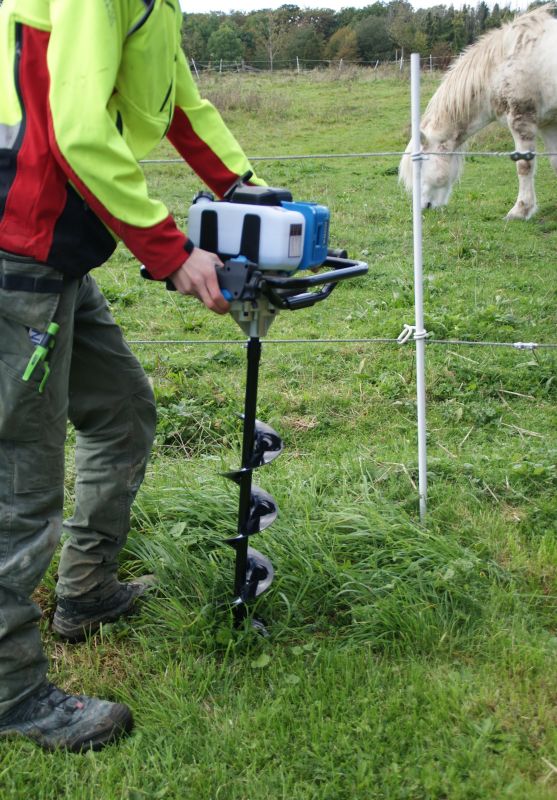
[422, 5, 555, 135]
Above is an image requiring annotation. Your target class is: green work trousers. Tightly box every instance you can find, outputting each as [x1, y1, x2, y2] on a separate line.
[0, 253, 156, 717]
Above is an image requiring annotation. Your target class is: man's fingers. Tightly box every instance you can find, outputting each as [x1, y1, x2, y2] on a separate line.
[168, 250, 229, 314]
[195, 275, 229, 315]
[205, 285, 230, 314]
[208, 262, 230, 313]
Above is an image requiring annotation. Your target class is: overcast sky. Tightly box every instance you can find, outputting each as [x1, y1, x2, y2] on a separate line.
[178, 0, 528, 14]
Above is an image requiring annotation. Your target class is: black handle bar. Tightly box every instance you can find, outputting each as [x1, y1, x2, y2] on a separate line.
[140, 265, 176, 290]
[260, 256, 368, 310]
[140, 253, 368, 309]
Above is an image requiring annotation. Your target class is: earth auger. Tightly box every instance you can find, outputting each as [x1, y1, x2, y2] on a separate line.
[143, 178, 368, 629]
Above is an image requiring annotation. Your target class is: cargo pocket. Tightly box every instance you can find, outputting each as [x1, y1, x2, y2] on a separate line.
[0, 264, 62, 331]
[13, 441, 65, 494]
[0, 347, 44, 442]
[0, 270, 63, 442]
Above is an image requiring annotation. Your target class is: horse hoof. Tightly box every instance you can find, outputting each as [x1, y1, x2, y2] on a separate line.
[506, 202, 536, 220]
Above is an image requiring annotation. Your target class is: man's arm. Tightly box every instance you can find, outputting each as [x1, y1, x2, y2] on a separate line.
[165, 47, 267, 309]
[167, 50, 266, 198]
[46, 0, 190, 280]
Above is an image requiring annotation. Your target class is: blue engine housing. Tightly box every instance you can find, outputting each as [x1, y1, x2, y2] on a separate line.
[280, 201, 330, 270]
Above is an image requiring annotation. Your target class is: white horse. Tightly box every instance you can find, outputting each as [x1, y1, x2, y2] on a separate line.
[399, 6, 557, 219]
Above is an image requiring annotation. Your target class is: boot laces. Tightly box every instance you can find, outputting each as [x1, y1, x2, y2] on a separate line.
[37, 683, 85, 713]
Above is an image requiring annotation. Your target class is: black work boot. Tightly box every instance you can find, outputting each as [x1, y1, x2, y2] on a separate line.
[0, 682, 133, 752]
[52, 578, 153, 642]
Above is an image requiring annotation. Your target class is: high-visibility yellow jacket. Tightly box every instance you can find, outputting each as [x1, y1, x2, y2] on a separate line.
[0, 0, 263, 279]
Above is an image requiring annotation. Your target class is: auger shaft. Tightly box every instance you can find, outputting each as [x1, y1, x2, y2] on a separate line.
[233, 335, 262, 625]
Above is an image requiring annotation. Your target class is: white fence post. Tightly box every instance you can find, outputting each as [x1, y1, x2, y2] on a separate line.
[410, 53, 428, 523]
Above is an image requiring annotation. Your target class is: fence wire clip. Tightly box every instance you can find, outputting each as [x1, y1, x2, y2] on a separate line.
[512, 341, 538, 351]
[397, 324, 429, 345]
[509, 150, 535, 162]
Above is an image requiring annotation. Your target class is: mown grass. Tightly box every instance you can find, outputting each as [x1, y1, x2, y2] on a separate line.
[2, 68, 557, 798]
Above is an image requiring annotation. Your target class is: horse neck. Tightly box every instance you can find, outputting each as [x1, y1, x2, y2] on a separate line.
[422, 34, 501, 146]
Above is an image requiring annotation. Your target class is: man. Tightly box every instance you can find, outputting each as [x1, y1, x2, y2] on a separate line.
[0, 0, 264, 752]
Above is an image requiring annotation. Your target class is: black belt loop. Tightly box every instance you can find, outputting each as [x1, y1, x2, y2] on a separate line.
[0, 274, 65, 294]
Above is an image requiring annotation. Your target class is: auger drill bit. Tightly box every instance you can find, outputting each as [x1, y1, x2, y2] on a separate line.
[141, 214, 368, 633]
[224, 336, 282, 628]
[219, 256, 368, 628]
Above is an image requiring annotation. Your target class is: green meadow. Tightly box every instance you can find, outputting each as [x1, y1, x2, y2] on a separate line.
[2, 68, 557, 799]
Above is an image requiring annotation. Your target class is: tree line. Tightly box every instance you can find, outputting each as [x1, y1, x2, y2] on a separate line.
[0, 1, 540, 69]
[181, 1, 542, 69]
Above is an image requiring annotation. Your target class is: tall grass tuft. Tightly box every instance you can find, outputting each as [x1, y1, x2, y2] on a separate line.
[125, 463, 509, 656]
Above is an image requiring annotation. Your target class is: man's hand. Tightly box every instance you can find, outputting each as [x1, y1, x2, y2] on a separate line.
[168, 248, 230, 314]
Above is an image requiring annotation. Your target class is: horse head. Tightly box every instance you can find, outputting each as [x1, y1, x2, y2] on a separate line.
[398, 131, 464, 210]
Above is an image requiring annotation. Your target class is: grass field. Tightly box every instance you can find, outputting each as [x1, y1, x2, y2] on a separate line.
[2, 68, 557, 799]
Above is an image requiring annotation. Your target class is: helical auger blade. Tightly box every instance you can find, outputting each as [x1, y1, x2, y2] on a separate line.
[224, 483, 278, 538]
[224, 418, 284, 480]
[224, 417, 282, 618]
[231, 548, 275, 605]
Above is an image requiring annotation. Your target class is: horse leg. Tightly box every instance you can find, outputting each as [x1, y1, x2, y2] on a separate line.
[506, 111, 537, 220]
[540, 126, 557, 177]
